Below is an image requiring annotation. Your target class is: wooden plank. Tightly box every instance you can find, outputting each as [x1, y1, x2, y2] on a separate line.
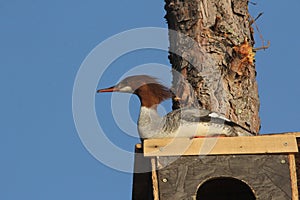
[265, 132, 300, 138]
[294, 139, 300, 196]
[144, 135, 298, 157]
[290, 132, 300, 137]
[289, 154, 299, 200]
[151, 158, 159, 200]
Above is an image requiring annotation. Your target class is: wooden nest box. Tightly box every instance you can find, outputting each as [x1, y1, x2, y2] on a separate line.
[132, 133, 300, 200]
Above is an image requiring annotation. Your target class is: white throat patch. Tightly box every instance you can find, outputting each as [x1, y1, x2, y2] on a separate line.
[119, 86, 133, 93]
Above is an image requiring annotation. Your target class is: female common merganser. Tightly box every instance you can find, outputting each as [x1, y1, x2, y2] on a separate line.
[97, 75, 253, 139]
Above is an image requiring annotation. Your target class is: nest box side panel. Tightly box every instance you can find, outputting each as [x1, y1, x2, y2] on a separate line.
[132, 146, 153, 200]
[156, 155, 292, 200]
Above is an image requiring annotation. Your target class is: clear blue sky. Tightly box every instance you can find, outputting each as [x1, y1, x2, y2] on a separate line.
[1, 1, 300, 199]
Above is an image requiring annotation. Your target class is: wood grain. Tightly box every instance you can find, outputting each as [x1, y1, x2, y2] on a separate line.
[151, 158, 159, 200]
[144, 135, 298, 157]
[289, 154, 299, 200]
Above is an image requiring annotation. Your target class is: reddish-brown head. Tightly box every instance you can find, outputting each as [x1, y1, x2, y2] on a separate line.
[97, 75, 172, 108]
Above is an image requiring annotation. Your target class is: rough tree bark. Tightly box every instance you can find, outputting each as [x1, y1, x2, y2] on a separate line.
[165, 0, 260, 134]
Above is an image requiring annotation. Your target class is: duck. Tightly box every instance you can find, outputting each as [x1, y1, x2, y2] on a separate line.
[97, 75, 253, 139]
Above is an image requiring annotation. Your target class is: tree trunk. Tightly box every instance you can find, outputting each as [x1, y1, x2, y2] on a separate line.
[165, 0, 260, 134]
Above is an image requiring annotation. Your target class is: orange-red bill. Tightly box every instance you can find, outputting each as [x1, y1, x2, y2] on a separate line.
[97, 86, 117, 93]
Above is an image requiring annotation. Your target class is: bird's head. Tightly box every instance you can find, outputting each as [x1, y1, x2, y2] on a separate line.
[97, 75, 172, 108]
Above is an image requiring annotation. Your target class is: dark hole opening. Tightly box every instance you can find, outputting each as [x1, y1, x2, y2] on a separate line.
[196, 177, 256, 200]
